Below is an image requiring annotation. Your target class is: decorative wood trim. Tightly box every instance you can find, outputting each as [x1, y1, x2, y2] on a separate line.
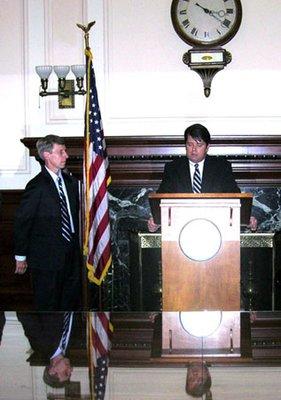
[21, 136, 281, 187]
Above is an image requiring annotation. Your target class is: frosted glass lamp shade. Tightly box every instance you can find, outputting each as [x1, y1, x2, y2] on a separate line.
[71, 64, 86, 78]
[35, 65, 53, 79]
[54, 65, 70, 79]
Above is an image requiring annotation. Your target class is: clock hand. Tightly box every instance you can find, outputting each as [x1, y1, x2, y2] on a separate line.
[195, 3, 224, 22]
[214, 9, 226, 18]
[195, 2, 211, 14]
[211, 9, 226, 18]
[209, 11, 224, 22]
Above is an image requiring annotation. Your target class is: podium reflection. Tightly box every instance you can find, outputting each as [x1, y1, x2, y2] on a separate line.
[2, 311, 281, 399]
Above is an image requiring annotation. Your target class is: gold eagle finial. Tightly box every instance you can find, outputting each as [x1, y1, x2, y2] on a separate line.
[76, 21, 95, 47]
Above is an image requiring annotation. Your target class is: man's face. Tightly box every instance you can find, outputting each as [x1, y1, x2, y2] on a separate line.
[185, 134, 209, 163]
[186, 363, 209, 391]
[43, 143, 69, 173]
[50, 357, 72, 382]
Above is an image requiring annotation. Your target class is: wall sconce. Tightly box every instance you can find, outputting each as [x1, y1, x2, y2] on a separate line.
[35, 64, 86, 108]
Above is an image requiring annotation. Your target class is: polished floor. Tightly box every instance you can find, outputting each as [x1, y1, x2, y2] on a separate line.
[1, 312, 281, 400]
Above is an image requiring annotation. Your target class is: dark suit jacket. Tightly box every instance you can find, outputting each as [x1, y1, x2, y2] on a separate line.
[157, 155, 240, 194]
[17, 312, 86, 362]
[14, 167, 80, 271]
[17, 312, 65, 360]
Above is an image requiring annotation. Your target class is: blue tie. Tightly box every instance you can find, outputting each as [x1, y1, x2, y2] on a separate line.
[57, 177, 72, 242]
[192, 163, 202, 193]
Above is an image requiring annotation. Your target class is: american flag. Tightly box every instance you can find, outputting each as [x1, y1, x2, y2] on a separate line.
[83, 47, 112, 285]
[88, 312, 112, 400]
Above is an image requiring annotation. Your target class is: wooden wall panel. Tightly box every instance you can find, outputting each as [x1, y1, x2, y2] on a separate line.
[1, 135, 281, 310]
[21, 136, 281, 187]
[0, 191, 33, 310]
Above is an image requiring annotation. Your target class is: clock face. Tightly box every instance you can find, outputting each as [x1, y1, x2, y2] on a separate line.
[171, 0, 242, 47]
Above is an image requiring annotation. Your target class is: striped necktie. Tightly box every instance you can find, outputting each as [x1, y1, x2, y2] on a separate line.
[61, 312, 72, 354]
[57, 176, 72, 242]
[192, 163, 202, 193]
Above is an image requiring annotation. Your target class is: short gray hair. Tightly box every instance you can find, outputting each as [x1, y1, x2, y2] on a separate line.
[43, 366, 70, 388]
[36, 135, 65, 161]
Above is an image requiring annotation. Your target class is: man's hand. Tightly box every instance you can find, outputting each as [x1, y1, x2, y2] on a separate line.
[248, 216, 258, 232]
[15, 260, 28, 274]
[147, 217, 160, 233]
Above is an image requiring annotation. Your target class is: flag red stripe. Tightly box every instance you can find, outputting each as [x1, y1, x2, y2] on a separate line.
[97, 312, 110, 335]
[84, 47, 112, 285]
[89, 155, 103, 183]
[88, 240, 111, 275]
[92, 326, 107, 356]
[88, 188, 110, 268]
[93, 212, 109, 250]
[89, 182, 107, 225]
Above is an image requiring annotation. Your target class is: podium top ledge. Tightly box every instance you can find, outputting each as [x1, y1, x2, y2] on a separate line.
[149, 192, 253, 225]
[149, 193, 253, 200]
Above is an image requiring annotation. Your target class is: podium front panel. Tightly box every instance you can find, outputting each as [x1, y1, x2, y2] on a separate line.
[161, 198, 241, 311]
[162, 311, 241, 357]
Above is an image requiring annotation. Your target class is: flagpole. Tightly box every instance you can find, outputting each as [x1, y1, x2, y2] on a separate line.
[87, 312, 95, 400]
[78, 20, 112, 311]
[77, 21, 96, 49]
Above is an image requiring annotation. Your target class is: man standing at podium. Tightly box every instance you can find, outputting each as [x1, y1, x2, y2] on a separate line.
[148, 123, 257, 232]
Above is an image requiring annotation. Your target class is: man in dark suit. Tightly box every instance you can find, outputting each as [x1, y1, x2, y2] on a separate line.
[14, 135, 81, 311]
[17, 312, 86, 388]
[148, 124, 257, 231]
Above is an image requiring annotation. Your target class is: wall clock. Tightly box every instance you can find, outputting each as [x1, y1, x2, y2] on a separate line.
[170, 0, 242, 96]
[171, 0, 242, 48]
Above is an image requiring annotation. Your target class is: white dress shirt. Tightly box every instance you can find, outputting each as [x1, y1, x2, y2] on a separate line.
[46, 167, 75, 233]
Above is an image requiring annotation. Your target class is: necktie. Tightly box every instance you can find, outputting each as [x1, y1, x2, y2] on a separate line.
[57, 176, 72, 242]
[192, 163, 202, 193]
[61, 312, 72, 354]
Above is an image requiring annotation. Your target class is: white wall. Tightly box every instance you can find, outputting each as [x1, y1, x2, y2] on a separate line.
[1, 0, 281, 189]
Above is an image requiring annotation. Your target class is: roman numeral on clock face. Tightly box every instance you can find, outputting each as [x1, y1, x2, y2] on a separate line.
[182, 18, 190, 28]
[191, 27, 198, 36]
[223, 19, 231, 28]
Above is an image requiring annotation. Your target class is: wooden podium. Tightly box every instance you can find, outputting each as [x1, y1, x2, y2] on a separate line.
[149, 193, 253, 311]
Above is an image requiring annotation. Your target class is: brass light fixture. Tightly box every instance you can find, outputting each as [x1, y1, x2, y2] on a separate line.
[35, 64, 86, 108]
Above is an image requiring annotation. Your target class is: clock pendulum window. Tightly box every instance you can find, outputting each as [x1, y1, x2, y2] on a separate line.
[170, 0, 242, 97]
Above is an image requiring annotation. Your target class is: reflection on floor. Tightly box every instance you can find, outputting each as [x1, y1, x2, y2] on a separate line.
[0, 312, 89, 400]
[1, 312, 281, 399]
